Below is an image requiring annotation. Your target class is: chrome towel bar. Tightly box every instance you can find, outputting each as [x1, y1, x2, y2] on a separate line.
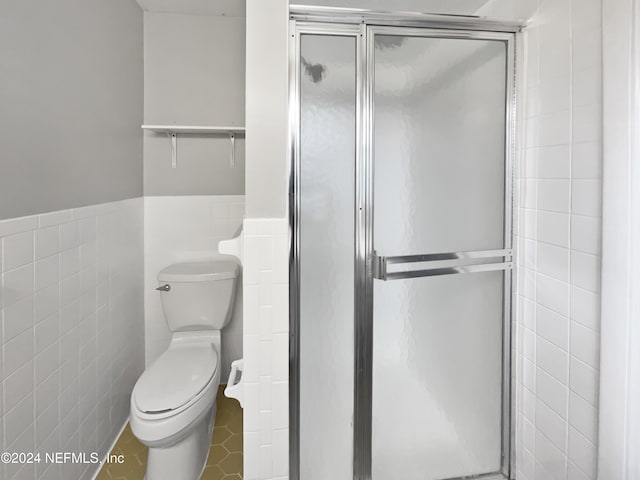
[373, 249, 512, 280]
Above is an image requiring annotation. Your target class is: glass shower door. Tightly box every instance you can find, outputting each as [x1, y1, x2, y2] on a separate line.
[369, 29, 512, 480]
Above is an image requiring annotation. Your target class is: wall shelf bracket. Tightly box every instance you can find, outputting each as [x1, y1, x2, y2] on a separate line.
[230, 132, 236, 168]
[168, 132, 177, 168]
[142, 124, 246, 169]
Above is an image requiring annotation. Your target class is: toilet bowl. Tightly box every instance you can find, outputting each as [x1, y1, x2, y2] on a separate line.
[130, 259, 239, 480]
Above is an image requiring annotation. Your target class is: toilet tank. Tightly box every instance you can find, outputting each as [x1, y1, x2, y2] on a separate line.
[157, 259, 240, 332]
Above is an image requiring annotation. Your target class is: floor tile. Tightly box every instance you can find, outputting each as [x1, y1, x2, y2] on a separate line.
[96, 386, 242, 479]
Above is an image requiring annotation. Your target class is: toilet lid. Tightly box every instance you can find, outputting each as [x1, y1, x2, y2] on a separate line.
[133, 345, 218, 413]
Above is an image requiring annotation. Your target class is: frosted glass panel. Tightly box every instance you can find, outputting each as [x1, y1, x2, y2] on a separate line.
[299, 34, 356, 480]
[372, 273, 504, 479]
[371, 34, 508, 479]
[373, 35, 507, 255]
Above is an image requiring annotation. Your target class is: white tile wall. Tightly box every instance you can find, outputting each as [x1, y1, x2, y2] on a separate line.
[143, 196, 244, 381]
[242, 218, 288, 480]
[515, 0, 602, 479]
[0, 198, 144, 480]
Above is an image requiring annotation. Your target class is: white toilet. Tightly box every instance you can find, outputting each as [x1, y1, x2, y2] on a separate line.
[130, 258, 239, 480]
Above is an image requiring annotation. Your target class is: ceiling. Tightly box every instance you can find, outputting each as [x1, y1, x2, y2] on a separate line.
[136, 0, 245, 16]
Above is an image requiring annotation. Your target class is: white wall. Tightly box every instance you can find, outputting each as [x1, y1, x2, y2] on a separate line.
[137, 0, 245, 16]
[291, 0, 490, 15]
[514, 1, 603, 479]
[0, 198, 144, 480]
[0, 3, 145, 479]
[243, 1, 290, 478]
[245, 0, 290, 219]
[144, 196, 244, 380]
[143, 11, 246, 196]
[0, 0, 143, 220]
[290, 0, 535, 20]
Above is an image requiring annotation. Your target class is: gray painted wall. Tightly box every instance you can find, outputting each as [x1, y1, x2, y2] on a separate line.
[143, 12, 246, 195]
[0, 0, 144, 220]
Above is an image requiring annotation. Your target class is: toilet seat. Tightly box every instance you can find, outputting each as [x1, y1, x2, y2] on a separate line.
[133, 343, 218, 416]
[130, 339, 221, 446]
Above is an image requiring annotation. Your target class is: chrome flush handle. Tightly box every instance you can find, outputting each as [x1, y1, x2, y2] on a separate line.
[155, 284, 171, 292]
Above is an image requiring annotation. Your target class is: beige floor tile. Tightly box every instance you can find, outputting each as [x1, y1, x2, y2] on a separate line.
[96, 386, 242, 479]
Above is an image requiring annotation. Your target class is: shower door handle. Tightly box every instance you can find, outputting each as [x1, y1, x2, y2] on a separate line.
[372, 249, 512, 281]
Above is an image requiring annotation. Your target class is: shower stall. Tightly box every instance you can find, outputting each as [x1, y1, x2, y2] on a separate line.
[289, 7, 519, 480]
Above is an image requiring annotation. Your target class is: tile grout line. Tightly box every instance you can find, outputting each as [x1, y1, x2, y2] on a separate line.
[31, 227, 37, 477]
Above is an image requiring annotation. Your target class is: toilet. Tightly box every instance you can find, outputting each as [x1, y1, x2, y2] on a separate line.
[129, 258, 239, 480]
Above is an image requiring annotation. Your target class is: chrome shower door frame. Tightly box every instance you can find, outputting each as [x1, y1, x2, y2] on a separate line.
[288, 21, 364, 480]
[289, 13, 518, 480]
[364, 24, 516, 480]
